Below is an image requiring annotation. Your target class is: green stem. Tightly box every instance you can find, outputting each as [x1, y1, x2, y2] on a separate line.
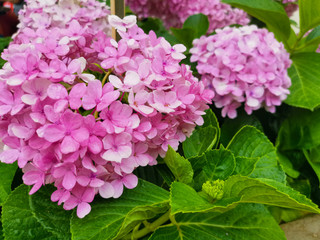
[124, 210, 171, 240]
[101, 69, 113, 86]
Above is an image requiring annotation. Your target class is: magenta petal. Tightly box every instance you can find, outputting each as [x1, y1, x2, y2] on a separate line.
[77, 202, 91, 218]
[77, 176, 90, 187]
[62, 171, 76, 190]
[99, 182, 114, 198]
[43, 125, 65, 142]
[90, 178, 104, 188]
[88, 136, 102, 154]
[71, 128, 89, 143]
[63, 196, 78, 210]
[61, 136, 80, 154]
[123, 174, 138, 189]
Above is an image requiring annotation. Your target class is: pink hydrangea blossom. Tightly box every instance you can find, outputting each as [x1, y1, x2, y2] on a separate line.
[0, 1, 212, 219]
[190, 25, 291, 118]
[126, 0, 250, 33]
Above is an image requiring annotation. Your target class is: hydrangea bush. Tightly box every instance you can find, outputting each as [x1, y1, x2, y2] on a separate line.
[1, 0, 320, 239]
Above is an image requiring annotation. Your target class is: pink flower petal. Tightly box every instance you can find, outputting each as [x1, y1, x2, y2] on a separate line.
[61, 136, 80, 154]
[77, 202, 91, 218]
[62, 171, 77, 190]
[99, 182, 115, 199]
[123, 174, 138, 189]
[43, 125, 65, 142]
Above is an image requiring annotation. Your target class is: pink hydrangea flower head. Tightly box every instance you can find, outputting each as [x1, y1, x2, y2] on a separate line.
[190, 25, 291, 118]
[0, 2, 212, 219]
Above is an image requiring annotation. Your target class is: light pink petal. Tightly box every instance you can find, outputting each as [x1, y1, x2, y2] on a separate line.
[77, 202, 91, 218]
[124, 71, 140, 87]
[62, 171, 76, 190]
[61, 136, 80, 154]
[138, 105, 154, 115]
[101, 150, 122, 162]
[111, 180, 123, 198]
[123, 15, 137, 28]
[109, 75, 123, 89]
[47, 84, 68, 99]
[118, 145, 132, 159]
[108, 15, 126, 32]
[54, 100, 68, 113]
[123, 174, 138, 189]
[0, 149, 19, 163]
[68, 59, 81, 74]
[43, 125, 65, 142]
[0, 105, 12, 116]
[7, 74, 25, 86]
[11, 125, 32, 139]
[21, 94, 38, 105]
[173, 44, 187, 52]
[99, 182, 115, 198]
[172, 52, 186, 60]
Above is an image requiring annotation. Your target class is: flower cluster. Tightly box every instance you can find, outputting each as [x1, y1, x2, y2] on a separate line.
[126, 0, 250, 33]
[0, 1, 212, 218]
[190, 25, 291, 118]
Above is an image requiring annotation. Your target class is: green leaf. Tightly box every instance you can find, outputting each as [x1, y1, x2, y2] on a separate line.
[220, 112, 263, 146]
[170, 28, 194, 49]
[227, 126, 286, 183]
[276, 108, 320, 151]
[234, 156, 259, 176]
[305, 25, 320, 47]
[2, 185, 71, 240]
[222, 0, 291, 42]
[170, 176, 320, 215]
[183, 14, 209, 38]
[164, 146, 194, 184]
[150, 204, 286, 240]
[285, 53, 320, 110]
[0, 162, 17, 205]
[201, 109, 220, 148]
[202, 148, 236, 181]
[303, 148, 320, 185]
[182, 126, 217, 159]
[299, 0, 320, 34]
[224, 176, 320, 213]
[155, 164, 175, 186]
[71, 180, 169, 240]
[277, 151, 300, 178]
